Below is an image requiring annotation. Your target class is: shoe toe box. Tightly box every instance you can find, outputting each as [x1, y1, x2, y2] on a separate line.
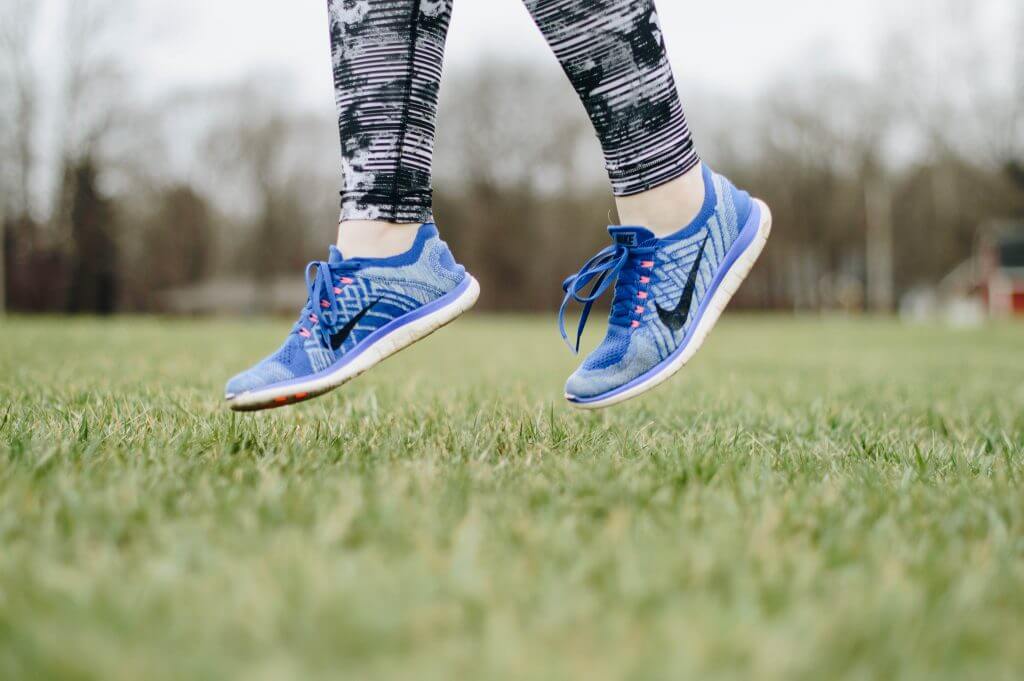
[224, 360, 294, 398]
[565, 331, 662, 401]
[564, 368, 609, 400]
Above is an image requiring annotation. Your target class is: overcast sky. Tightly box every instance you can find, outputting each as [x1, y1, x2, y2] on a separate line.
[136, 0, 1017, 108]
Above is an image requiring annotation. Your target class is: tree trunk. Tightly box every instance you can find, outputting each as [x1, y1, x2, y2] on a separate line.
[865, 176, 895, 313]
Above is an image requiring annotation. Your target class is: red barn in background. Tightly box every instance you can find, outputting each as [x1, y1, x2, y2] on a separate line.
[979, 225, 1024, 317]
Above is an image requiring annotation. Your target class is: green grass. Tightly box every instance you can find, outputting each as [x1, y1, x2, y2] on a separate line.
[1, 314, 1022, 680]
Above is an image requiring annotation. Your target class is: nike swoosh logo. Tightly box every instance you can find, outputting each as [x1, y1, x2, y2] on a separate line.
[656, 234, 709, 333]
[330, 298, 380, 351]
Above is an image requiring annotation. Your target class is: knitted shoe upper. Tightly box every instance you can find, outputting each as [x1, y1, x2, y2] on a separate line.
[562, 165, 753, 400]
[225, 224, 465, 397]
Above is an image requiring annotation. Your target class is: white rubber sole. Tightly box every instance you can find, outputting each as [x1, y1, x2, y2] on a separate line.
[227, 276, 480, 412]
[568, 200, 773, 410]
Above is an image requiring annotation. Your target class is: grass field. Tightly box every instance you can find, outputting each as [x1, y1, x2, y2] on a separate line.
[1, 314, 1022, 680]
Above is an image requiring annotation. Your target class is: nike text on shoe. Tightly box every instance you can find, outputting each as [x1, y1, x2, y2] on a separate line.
[225, 224, 479, 411]
[558, 164, 772, 409]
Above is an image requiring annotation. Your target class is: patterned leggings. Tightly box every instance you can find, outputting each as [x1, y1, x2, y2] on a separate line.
[328, 0, 698, 222]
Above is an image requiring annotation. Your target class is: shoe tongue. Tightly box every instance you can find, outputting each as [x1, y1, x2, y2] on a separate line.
[328, 245, 345, 266]
[608, 225, 656, 248]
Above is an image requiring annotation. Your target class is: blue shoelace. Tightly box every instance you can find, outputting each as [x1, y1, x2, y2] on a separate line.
[558, 242, 657, 353]
[292, 260, 361, 349]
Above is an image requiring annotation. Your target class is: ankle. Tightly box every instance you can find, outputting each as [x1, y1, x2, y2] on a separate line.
[336, 220, 421, 258]
[614, 162, 705, 237]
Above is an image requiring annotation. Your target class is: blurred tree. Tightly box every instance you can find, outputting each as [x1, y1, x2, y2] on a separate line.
[435, 63, 613, 310]
[204, 78, 340, 293]
[64, 159, 118, 314]
[0, 0, 41, 314]
[1005, 3, 1024, 199]
[143, 186, 213, 289]
[50, 0, 131, 313]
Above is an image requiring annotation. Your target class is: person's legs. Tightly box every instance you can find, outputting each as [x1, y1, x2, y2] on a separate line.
[224, 0, 479, 411]
[522, 0, 704, 235]
[527, 0, 773, 407]
[330, 0, 452, 257]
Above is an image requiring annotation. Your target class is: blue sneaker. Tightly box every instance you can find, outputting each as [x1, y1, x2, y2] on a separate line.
[559, 165, 771, 409]
[225, 224, 479, 411]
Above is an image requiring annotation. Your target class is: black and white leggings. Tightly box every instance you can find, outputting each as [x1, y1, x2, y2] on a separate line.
[328, 0, 698, 222]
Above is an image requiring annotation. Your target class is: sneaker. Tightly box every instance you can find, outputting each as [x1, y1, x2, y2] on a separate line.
[559, 164, 771, 409]
[225, 224, 479, 411]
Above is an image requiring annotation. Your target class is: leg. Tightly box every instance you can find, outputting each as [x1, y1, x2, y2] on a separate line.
[329, 0, 452, 257]
[224, 0, 479, 411]
[537, 1, 773, 407]
[522, 0, 704, 235]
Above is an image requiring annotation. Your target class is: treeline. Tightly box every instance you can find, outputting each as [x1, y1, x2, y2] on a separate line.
[1, 1, 1022, 315]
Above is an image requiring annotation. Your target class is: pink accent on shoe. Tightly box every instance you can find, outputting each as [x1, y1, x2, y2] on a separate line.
[631, 320, 640, 328]
[640, 276, 650, 284]
[320, 300, 330, 309]
[637, 291, 648, 299]
[309, 314, 318, 323]
[299, 328, 311, 338]
[334, 287, 343, 294]
[641, 261, 654, 269]
[340, 277, 354, 285]
[635, 305, 644, 314]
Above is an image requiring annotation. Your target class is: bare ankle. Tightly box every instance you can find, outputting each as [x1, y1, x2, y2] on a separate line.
[614, 162, 705, 237]
[336, 220, 421, 259]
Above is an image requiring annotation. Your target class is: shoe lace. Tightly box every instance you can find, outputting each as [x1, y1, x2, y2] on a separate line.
[558, 242, 656, 353]
[291, 259, 361, 348]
